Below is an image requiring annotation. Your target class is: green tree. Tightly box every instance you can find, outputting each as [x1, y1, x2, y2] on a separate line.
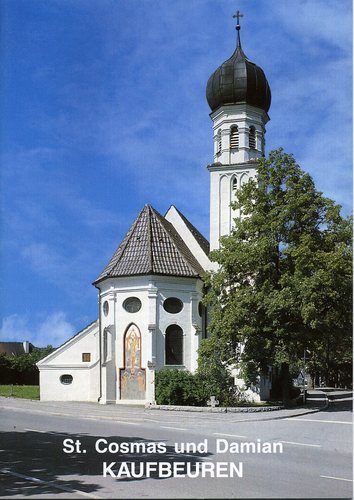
[202, 149, 352, 403]
[0, 345, 54, 385]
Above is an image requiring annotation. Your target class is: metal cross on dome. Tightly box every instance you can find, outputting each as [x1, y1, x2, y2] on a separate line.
[233, 10, 243, 30]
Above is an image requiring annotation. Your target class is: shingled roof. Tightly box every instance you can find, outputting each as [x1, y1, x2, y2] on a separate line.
[94, 205, 205, 284]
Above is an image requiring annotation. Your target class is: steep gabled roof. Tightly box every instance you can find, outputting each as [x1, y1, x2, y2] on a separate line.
[169, 206, 210, 256]
[36, 320, 98, 366]
[94, 205, 205, 284]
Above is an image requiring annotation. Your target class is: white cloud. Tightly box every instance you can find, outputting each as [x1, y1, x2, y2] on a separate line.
[0, 312, 76, 347]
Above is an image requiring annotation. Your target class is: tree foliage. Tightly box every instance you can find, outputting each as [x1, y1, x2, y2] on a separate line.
[0, 346, 54, 385]
[201, 149, 352, 400]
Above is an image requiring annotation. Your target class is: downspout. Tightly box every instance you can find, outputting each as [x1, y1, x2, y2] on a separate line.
[95, 283, 102, 403]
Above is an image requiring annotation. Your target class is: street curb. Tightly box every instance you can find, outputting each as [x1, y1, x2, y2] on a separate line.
[306, 390, 329, 411]
[146, 404, 283, 413]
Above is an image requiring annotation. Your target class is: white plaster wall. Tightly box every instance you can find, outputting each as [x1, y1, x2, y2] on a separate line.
[37, 321, 100, 402]
[164, 206, 211, 271]
[39, 362, 100, 401]
[211, 103, 269, 165]
[99, 277, 157, 404]
[98, 275, 203, 404]
[208, 165, 257, 251]
[220, 174, 230, 238]
[154, 277, 203, 373]
[42, 323, 99, 366]
[208, 104, 265, 252]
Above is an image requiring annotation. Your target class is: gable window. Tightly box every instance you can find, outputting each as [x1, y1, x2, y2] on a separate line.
[60, 374, 73, 385]
[249, 126, 256, 149]
[82, 353, 91, 362]
[230, 126, 239, 149]
[165, 325, 183, 365]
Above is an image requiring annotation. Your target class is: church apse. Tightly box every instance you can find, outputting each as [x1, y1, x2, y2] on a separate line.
[120, 324, 146, 400]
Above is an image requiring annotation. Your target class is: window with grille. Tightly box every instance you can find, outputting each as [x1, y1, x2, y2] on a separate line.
[249, 126, 256, 149]
[60, 374, 73, 385]
[230, 126, 239, 149]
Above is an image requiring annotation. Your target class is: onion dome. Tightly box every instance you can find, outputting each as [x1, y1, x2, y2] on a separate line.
[206, 13, 271, 113]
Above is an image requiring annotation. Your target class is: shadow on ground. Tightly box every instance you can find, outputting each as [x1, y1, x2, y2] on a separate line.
[0, 429, 213, 497]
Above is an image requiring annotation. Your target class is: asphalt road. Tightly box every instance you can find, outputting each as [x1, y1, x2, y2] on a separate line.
[0, 398, 352, 499]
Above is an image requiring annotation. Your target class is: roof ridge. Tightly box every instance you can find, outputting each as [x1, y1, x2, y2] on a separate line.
[147, 205, 154, 273]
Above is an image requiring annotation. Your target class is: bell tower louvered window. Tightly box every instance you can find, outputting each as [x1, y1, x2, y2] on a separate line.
[230, 126, 239, 149]
[217, 129, 222, 155]
[232, 177, 238, 191]
[249, 126, 256, 149]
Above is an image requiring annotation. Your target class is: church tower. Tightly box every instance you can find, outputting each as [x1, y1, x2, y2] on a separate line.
[206, 12, 271, 250]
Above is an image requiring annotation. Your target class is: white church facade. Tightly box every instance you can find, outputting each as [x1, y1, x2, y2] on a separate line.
[37, 15, 272, 404]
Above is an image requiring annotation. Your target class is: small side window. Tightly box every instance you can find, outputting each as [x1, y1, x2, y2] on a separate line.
[82, 353, 91, 362]
[60, 374, 73, 385]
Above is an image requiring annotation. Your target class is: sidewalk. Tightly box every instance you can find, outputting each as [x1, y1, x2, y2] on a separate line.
[0, 396, 331, 423]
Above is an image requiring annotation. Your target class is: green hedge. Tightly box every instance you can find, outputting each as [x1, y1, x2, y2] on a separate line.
[155, 368, 236, 406]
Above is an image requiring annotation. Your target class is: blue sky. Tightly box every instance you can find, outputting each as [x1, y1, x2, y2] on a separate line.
[1, 0, 352, 347]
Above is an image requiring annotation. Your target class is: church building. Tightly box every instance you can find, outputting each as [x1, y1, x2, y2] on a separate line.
[37, 14, 272, 404]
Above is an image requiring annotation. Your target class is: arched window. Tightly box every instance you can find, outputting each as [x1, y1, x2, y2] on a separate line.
[165, 325, 183, 365]
[230, 126, 239, 149]
[232, 177, 238, 191]
[103, 328, 108, 362]
[249, 126, 256, 149]
[217, 129, 222, 155]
